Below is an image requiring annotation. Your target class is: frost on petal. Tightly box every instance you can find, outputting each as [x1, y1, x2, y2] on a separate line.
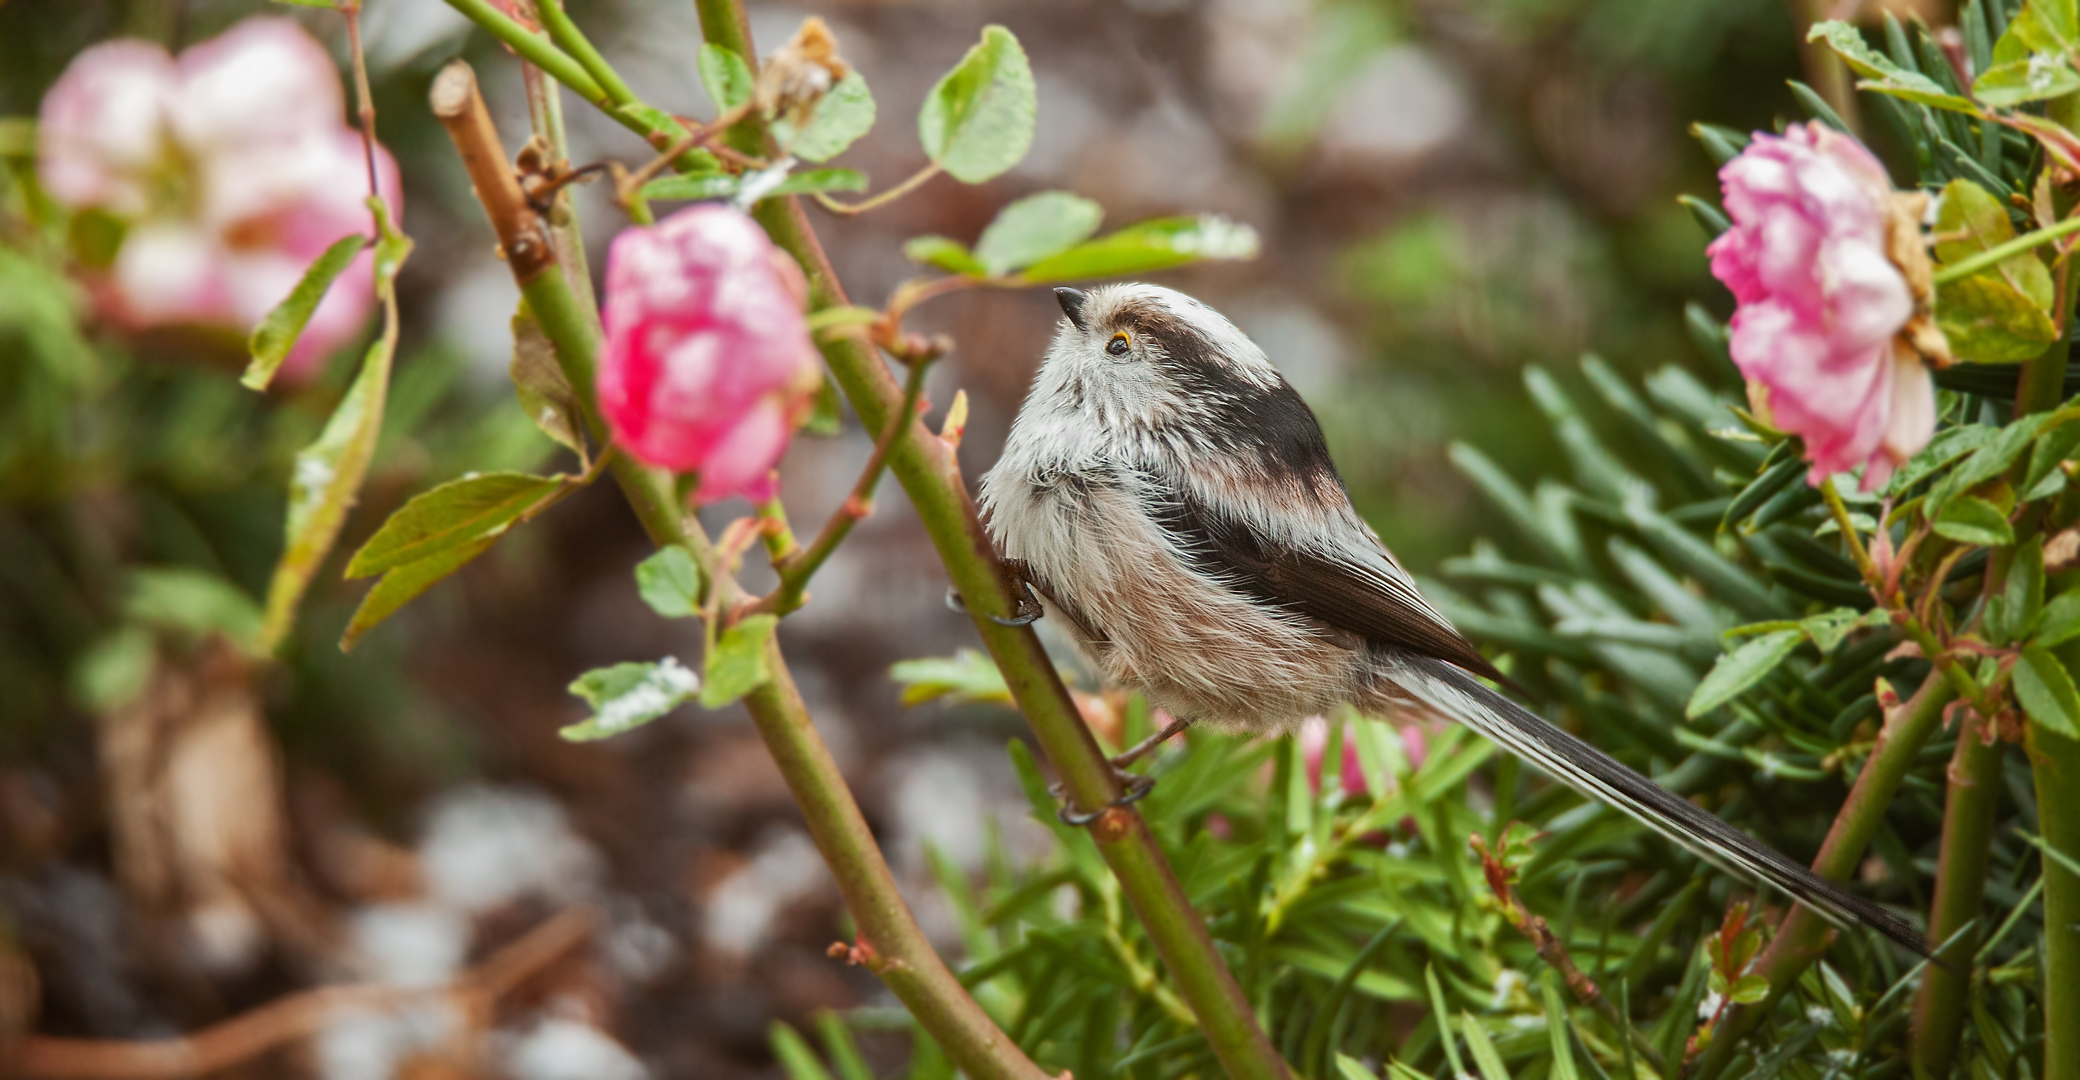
[36, 40, 180, 217]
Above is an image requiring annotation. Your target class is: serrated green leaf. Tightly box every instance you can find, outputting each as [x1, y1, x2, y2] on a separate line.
[1936, 273, 2062, 362]
[345, 472, 561, 579]
[698, 43, 755, 112]
[902, 235, 990, 277]
[1933, 494, 2016, 545]
[973, 191, 1104, 276]
[1808, 20, 1980, 112]
[2015, 646, 2080, 737]
[127, 568, 264, 651]
[561, 658, 703, 741]
[1689, 629, 1804, 718]
[890, 649, 1012, 705]
[259, 201, 409, 654]
[636, 546, 702, 618]
[2010, 0, 2080, 55]
[776, 70, 876, 163]
[340, 535, 497, 652]
[510, 303, 584, 455]
[1729, 973, 1772, 1004]
[245, 233, 366, 390]
[1973, 53, 2080, 106]
[2034, 591, 2080, 648]
[1992, 536, 2046, 646]
[702, 613, 778, 708]
[1017, 214, 1261, 282]
[641, 173, 740, 202]
[918, 25, 1036, 183]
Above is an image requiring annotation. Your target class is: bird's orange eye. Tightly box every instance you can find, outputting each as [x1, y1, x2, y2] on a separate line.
[1106, 333, 1131, 356]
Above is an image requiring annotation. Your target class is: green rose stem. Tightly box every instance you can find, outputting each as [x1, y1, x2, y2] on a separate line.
[1693, 674, 1956, 1078]
[429, 62, 1050, 1080]
[1914, 228, 2080, 1077]
[683, 3, 1295, 1077]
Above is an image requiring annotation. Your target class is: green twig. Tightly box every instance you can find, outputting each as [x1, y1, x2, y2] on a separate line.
[1930, 214, 2080, 285]
[1693, 673, 1958, 1078]
[430, 61, 1049, 1080]
[685, 3, 1292, 1077]
[532, 0, 637, 107]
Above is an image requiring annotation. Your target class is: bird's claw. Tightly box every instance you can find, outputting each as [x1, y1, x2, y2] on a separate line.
[945, 560, 1044, 626]
[1048, 769, 1156, 827]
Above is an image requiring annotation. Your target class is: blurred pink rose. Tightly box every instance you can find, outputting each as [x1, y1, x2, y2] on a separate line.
[38, 17, 397, 380]
[1708, 123, 1934, 491]
[597, 205, 821, 504]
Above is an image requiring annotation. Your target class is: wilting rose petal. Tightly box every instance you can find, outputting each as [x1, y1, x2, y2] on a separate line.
[36, 16, 394, 382]
[598, 205, 820, 503]
[1707, 123, 1933, 489]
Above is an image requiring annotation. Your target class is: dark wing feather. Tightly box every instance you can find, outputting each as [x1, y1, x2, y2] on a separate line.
[1148, 474, 1512, 687]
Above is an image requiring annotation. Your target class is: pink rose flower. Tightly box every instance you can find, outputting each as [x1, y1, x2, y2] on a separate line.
[597, 205, 822, 504]
[37, 17, 397, 381]
[1707, 123, 1935, 491]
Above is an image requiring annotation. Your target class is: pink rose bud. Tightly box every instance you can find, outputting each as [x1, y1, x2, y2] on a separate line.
[1707, 123, 1934, 491]
[37, 17, 398, 381]
[596, 205, 822, 504]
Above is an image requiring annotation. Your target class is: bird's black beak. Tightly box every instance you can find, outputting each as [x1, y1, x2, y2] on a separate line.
[1054, 287, 1089, 331]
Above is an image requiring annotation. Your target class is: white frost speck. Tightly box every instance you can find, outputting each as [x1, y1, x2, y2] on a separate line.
[597, 657, 701, 734]
[350, 903, 470, 987]
[1699, 989, 1726, 1020]
[418, 787, 604, 914]
[503, 1018, 649, 1080]
[1807, 1005, 1835, 1027]
[702, 829, 827, 958]
[294, 455, 335, 496]
[1491, 968, 1525, 1010]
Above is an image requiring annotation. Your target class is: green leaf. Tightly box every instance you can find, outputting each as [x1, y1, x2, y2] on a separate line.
[126, 569, 264, 651]
[769, 1021, 836, 1080]
[1728, 973, 1772, 1004]
[71, 626, 156, 712]
[345, 472, 562, 579]
[2025, 417, 2080, 499]
[340, 535, 497, 652]
[561, 658, 703, 741]
[698, 43, 755, 112]
[1992, 536, 2046, 646]
[2014, 646, 2080, 738]
[2010, 0, 2080, 56]
[1936, 273, 2063, 362]
[775, 70, 876, 163]
[1808, 20, 1981, 112]
[903, 235, 990, 277]
[1972, 54, 2080, 107]
[511, 303, 584, 455]
[642, 168, 867, 204]
[918, 25, 1036, 183]
[1932, 416, 2045, 513]
[1017, 214, 1261, 282]
[702, 614, 779, 708]
[973, 191, 1104, 276]
[641, 173, 741, 202]
[636, 546, 702, 618]
[2033, 591, 2080, 648]
[1688, 629, 1805, 718]
[890, 649, 1012, 705]
[1334, 1054, 1379, 1080]
[614, 103, 724, 175]
[1799, 607, 1886, 653]
[244, 233, 366, 390]
[813, 1012, 873, 1080]
[1934, 180, 2059, 362]
[1933, 494, 2016, 546]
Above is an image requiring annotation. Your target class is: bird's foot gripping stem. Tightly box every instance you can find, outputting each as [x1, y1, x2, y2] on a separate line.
[1048, 717, 1193, 827]
[944, 559, 1044, 626]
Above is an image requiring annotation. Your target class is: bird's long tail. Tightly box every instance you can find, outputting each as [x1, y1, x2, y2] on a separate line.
[1382, 651, 1927, 956]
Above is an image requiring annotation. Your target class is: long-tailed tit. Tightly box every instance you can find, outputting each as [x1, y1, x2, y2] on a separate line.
[977, 282, 1924, 956]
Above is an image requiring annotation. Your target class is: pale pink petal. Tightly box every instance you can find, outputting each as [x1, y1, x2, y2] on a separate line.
[36, 40, 179, 217]
[113, 222, 229, 324]
[172, 17, 343, 151]
[694, 398, 792, 504]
